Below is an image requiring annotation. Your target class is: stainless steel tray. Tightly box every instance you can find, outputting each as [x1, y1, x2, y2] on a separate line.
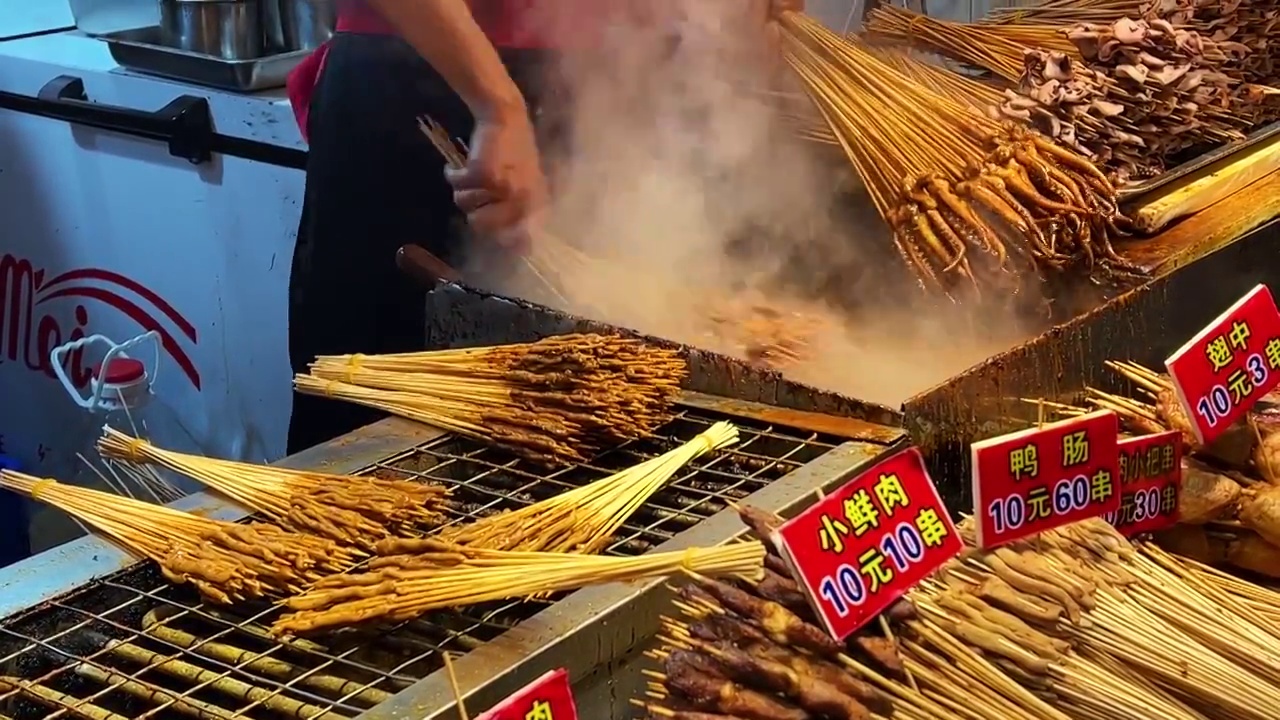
[1118, 119, 1280, 203]
[102, 27, 308, 92]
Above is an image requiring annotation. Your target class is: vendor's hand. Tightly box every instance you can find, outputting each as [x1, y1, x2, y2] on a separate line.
[446, 111, 546, 253]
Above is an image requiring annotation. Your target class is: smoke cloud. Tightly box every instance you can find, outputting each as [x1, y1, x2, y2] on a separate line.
[496, 3, 1033, 407]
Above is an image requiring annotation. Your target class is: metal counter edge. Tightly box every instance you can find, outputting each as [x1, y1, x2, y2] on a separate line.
[0, 416, 441, 620]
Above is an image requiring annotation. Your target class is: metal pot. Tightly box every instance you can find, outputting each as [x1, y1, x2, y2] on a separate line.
[263, 0, 336, 53]
[159, 0, 264, 60]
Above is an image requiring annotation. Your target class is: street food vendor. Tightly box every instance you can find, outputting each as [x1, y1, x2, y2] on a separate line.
[284, 0, 802, 453]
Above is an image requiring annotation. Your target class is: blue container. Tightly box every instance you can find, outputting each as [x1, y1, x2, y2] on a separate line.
[0, 455, 29, 567]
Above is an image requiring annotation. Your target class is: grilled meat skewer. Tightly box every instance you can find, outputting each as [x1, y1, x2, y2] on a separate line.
[664, 651, 810, 720]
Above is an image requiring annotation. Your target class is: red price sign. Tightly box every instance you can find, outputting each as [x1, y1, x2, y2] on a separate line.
[772, 447, 962, 641]
[1104, 431, 1182, 536]
[971, 409, 1120, 549]
[476, 669, 577, 720]
[1166, 284, 1280, 445]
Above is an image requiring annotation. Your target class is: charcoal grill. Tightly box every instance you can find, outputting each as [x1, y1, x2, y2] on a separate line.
[0, 289, 906, 720]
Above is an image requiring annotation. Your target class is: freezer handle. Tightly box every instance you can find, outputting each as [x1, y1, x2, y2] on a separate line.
[37, 75, 213, 165]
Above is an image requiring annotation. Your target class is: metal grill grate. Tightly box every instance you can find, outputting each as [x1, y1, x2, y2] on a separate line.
[0, 407, 840, 720]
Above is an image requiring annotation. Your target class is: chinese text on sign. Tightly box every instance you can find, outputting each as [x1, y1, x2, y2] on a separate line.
[1104, 431, 1182, 537]
[1166, 284, 1280, 445]
[970, 410, 1120, 549]
[476, 668, 577, 720]
[773, 447, 963, 641]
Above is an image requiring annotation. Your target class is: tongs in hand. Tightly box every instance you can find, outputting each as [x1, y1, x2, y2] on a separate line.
[416, 117, 572, 308]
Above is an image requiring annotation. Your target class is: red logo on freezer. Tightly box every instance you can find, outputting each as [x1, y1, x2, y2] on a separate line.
[0, 253, 201, 389]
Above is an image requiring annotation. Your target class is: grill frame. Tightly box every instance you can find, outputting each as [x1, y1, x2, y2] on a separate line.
[0, 394, 905, 720]
[2, 285, 908, 719]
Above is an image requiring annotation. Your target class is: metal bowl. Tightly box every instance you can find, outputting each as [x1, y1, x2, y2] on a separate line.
[159, 0, 264, 61]
[263, 0, 336, 53]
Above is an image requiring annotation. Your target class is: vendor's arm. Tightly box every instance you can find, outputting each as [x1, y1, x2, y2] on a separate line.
[365, 0, 544, 239]
[365, 0, 525, 121]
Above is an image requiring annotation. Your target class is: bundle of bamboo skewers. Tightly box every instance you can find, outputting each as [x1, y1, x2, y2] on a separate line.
[778, 11, 1138, 299]
[414, 420, 739, 554]
[638, 505, 1280, 720]
[876, 48, 1010, 110]
[96, 427, 449, 551]
[0, 471, 357, 603]
[1166, 549, 1280, 626]
[1034, 359, 1280, 580]
[864, 6, 1076, 78]
[783, 49, 1010, 147]
[984, 0, 1141, 26]
[917, 518, 1280, 720]
[268, 423, 741, 635]
[294, 333, 687, 465]
[272, 539, 766, 636]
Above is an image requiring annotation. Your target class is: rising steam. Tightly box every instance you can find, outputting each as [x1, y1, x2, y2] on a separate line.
[496, 2, 1034, 406]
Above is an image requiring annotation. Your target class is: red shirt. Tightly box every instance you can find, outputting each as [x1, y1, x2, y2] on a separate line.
[336, 1, 611, 49]
[288, 1, 612, 140]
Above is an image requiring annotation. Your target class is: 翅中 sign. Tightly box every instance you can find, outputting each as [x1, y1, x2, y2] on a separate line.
[1166, 284, 1280, 445]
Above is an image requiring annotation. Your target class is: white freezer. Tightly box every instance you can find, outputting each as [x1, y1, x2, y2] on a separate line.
[0, 0, 74, 40]
[0, 30, 306, 551]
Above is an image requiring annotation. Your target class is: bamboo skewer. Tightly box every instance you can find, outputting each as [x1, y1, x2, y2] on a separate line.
[1105, 359, 1170, 396]
[271, 540, 766, 635]
[95, 428, 449, 551]
[1018, 396, 1090, 417]
[1085, 387, 1163, 425]
[295, 333, 686, 465]
[983, 0, 1141, 26]
[0, 472, 357, 603]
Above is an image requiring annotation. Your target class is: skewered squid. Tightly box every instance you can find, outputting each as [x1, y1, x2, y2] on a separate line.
[780, 13, 1144, 302]
[888, 124, 1142, 297]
